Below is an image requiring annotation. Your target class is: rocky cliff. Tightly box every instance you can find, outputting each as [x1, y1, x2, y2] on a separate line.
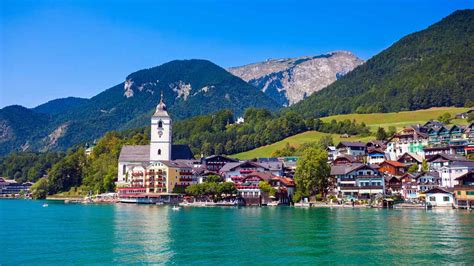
[228, 51, 363, 106]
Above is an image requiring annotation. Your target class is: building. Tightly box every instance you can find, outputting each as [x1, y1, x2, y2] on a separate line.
[0, 178, 33, 197]
[330, 164, 384, 199]
[332, 154, 362, 165]
[397, 152, 423, 167]
[425, 187, 454, 207]
[367, 149, 386, 165]
[336, 141, 367, 156]
[454, 171, 474, 208]
[116, 95, 194, 202]
[200, 155, 238, 172]
[438, 161, 474, 188]
[220, 161, 270, 182]
[416, 172, 440, 193]
[378, 160, 408, 176]
[385, 176, 402, 195]
[386, 127, 428, 159]
[401, 173, 419, 200]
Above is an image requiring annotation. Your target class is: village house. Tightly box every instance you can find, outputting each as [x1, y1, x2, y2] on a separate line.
[200, 155, 238, 172]
[220, 161, 270, 183]
[367, 149, 386, 165]
[454, 171, 474, 209]
[336, 141, 367, 157]
[384, 176, 402, 195]
[401, 173, 419, 200]
[438, 161, 474, 188]
[416, 172, 441, 193]
[378, 160, 408, 176]
[386, 127, 428, 160]
[332, 154, 362, 165]
[0, 178, 33, 197]
[397, 152, 423, 167]
[425, 187, 454, 207]
[330, 163, 384, 199]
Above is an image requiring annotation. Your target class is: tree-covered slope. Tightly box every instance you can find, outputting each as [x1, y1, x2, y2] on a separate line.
[33, 97, 89, 115]
[290, 10, 474, 118]
[0, 60, 279, 155]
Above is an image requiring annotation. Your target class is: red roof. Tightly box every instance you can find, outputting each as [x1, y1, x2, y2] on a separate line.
[381, 160, 407, 168]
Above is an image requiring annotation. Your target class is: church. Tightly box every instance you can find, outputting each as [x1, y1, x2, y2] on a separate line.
[116, 94, 195, 197]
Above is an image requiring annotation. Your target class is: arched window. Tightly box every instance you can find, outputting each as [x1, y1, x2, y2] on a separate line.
[158, 149, 161, 155]
[158, 120, 163, 128]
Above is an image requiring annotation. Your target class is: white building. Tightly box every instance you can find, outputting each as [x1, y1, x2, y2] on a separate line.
[117, 94, 194, 186]
[438, 161, 474, 188]
[425, 187, 454, 207]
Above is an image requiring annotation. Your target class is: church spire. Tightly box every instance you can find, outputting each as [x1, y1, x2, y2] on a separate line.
[153, 90, 169, 117]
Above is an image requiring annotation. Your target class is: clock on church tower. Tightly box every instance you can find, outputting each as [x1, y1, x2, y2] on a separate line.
[150, 93, 172, 161]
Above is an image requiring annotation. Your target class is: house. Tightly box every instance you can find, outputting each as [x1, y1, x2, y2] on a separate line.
[385, 176, 402, 195]
[336, 141, 367, 156]
[330, 164, 384, 199]
[386, 127, 428, 159]
[0, 178, 33, 196]
[428, 125, 466, 146]
[397, 152, 423, 166]
[401, 173, 419, 200]
[220, 161, 269, 182]
[268, 176, 295, 205]
[367, 149, 386, 165]
[438, 161, 474, 188]
[256, 159, 284, 176]
[416, 172, 440, 193]
[378, 160, 408, 176]
[366, 140, 387, 152]
[332, 154, 362, 165]
[427, 153, 471, 170]
[425, 187, 454, 207]
[200, 155, 238, 172]
[455, 109, 474, 119]
[326, 146, 337, 161]
[454, 171, 474, 209]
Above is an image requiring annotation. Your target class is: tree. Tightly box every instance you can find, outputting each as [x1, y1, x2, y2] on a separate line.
[271, 143, 296, 157]
[376, 127, 388, 140]
[467, 112, 474, 123]
[258, 181, 276, 197]
[318, 135, 334, 148]
[294, 147, 330, 198]
[204, 174, 222, 183]
[437, 112, 452, 124]
[407, 164, 418, 173]
[30, 177, 49, 199]
[387, 126, 397, 137]
[422, 159, 429, 171]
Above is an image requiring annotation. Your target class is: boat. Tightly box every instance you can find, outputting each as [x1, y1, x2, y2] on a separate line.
[155, 202, 164, 205]
[172, 206, 181, 211]
[42, 203, 49, 207]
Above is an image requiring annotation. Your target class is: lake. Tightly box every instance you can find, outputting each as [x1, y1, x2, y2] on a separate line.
[1, 199, 473, 265]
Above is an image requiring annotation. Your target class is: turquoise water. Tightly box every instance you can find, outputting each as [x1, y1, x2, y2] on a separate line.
[1, 200, 474, 265]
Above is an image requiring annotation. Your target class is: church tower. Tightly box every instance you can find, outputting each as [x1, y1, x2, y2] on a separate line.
[150, 92, 172, 161]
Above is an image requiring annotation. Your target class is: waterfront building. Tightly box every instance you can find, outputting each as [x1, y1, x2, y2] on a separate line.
[330, 164, 384, 199]
[384, 176, 402, 195]
[454, 171, 474, 208]
[424, 187, 454, 207]
[220, 161, 270, 182]
[0, 178, 33, 197]
[401, 173, 419, 200]
[416, 172, 441, 192]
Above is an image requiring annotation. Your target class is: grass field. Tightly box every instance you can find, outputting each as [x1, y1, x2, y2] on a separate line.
[320, 107, 469, 130]
[232, 107, 469, 159]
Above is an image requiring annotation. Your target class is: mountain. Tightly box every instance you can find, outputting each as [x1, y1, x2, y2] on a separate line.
[0, 59, 279, 155]
[290, 10, 474, 118]
[33, 97, 89, 115]
[228, 51, 363, 106]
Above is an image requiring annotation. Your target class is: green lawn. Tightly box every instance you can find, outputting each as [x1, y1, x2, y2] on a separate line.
[231, 131, 373, 159]
[232, 107, 469, 159]
[320, 107, 469, 130]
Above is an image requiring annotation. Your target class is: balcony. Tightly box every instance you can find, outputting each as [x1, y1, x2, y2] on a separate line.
[131, 172, 144, 177]
[179, 178, 194, 182]
[240, 169, 254, 174]
[236, 185, 259, 190]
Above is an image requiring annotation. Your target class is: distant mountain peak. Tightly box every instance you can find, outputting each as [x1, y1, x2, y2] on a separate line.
[228, 51, 363, 106]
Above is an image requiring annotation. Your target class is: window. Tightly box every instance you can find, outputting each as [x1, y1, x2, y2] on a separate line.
[158, 149, 161, 155]
[122, 165, 126, 175]
[457, 191, 461, 195]
[443, 196, 450, 202]
[429, 196, 435, 202]
[158, 120, 163, 128]
[467, 191, 474, 195]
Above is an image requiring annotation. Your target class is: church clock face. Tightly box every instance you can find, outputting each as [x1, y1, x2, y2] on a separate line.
[158, 129, 163, 138]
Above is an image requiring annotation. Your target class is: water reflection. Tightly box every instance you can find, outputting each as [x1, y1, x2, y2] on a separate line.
[112, 204, 173, 264]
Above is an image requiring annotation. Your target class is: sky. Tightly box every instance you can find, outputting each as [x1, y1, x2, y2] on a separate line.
[1, 0, 473, 108]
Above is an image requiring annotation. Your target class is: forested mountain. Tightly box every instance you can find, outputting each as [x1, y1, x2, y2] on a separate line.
[229, 51, 363, 106]
[289, 9, 474, 118]
[0, 60, 278, 155]
[33, 97, 89, 115]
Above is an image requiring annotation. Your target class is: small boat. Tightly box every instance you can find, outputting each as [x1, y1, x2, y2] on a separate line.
[42, 203, 49, 207]
[172, 206, 181, 211]
[155, 202, 164, 205]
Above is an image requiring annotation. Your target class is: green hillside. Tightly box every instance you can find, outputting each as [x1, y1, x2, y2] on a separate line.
[232, 107, 469, 159]
[289, 10, 474, 118]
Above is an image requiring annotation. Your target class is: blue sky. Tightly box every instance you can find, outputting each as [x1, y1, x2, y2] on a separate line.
[1, 0, 473, 108]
